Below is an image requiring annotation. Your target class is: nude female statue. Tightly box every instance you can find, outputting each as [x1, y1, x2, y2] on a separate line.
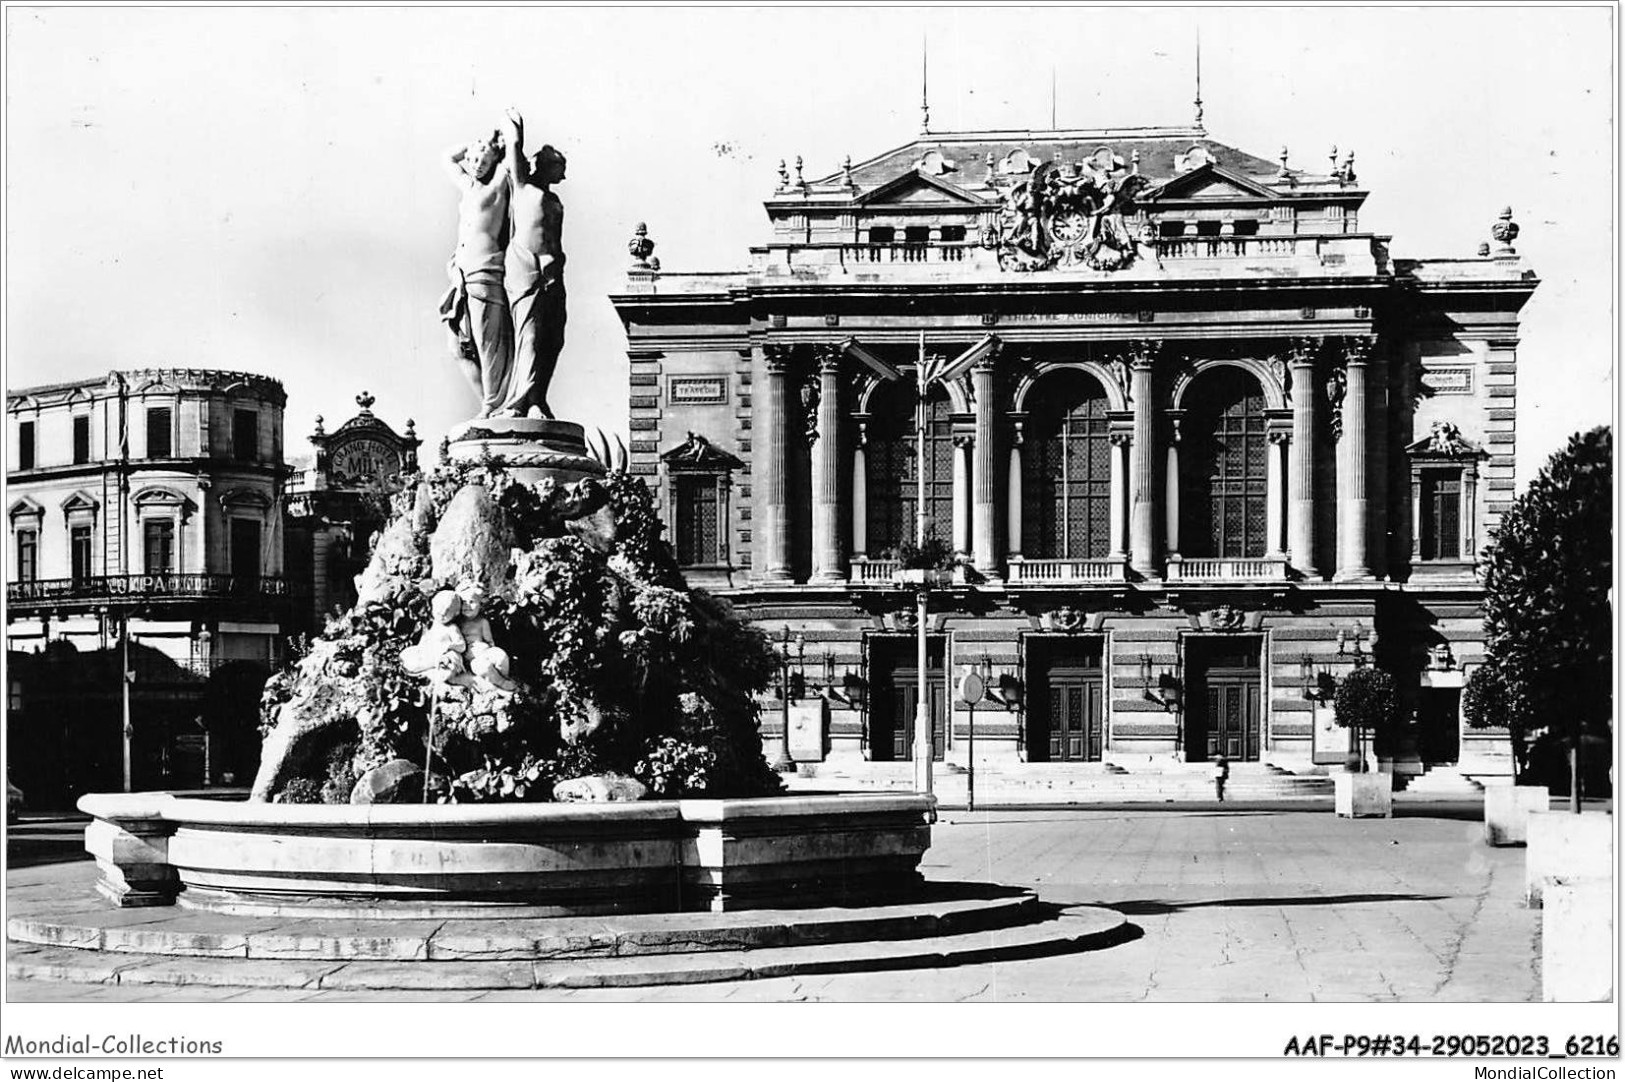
[497, 107, 567, 419]
[437, 128, 515, 418]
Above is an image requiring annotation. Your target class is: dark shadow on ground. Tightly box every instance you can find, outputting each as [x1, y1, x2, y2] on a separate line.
[5, 823, 91, 870]
[1104, 892, 1450, 917]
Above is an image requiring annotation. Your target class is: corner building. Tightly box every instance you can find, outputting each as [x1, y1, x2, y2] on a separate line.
[611, 123, 1535, 785]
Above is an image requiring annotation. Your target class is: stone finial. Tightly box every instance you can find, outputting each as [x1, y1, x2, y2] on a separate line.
[984, 151, 996, 181]
[1341, 148, 1356, 185]
[312, 414, 325, 438]
[1130, 148, 1141, 173]
[1478, 242, 1492, 257]
[1491, 206, 1520, 256]
[356, 391, 376, 413]
[1328, 145, 1338, 177]
[794, 155, 805, 187]
[404, 418, 417, 438]
[843, 155, 855, 188]
[776, 159, 789, 189]
[1279, 146, 1290, 174]
[628, 221, 658, 269]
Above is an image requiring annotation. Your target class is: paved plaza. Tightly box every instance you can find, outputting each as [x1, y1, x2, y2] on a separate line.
[6, 801, 1544, 1002]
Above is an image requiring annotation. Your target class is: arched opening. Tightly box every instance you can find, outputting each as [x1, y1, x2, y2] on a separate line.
[1180, 367, 1269, 559]
[864, 380, 953, 555]
[1023, 369, 1113, 560]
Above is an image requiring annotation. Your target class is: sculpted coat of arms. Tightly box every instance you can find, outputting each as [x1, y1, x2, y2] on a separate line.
[983, 148, 1155, 272]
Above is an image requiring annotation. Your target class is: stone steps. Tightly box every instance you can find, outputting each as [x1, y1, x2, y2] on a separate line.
[6, 901, 1128, 991]
[785, 772, 1332, 801]
[7, 887, 1038, 962]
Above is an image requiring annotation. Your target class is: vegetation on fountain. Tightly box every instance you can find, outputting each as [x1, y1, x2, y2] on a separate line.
[258, 458, 782, 803]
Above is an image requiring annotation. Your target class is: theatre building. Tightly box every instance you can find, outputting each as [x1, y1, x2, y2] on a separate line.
[611, 121, 1536, 785]
[6, 369, 291, 799]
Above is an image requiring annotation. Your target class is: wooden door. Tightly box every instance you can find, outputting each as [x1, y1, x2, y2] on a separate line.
[1047, 678, 1104, 761]
[1204, 678, 1261, 761]
[890, 670, 946, 762]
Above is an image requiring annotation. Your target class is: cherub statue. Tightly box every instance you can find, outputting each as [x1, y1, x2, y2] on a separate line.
[455, 583, 518, 693]
[400, 590, 469, 685]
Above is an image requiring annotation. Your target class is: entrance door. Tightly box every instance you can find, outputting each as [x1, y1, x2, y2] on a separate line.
[868, 636, 946, 762]
[1416, 687, 1461, 766]
[889, 669, 946, 762]
[1047, 680, 1104, 761]
[1184, 637, 1263, 762]
[1204, 679, 1261, 761]
[1026, 636, 1106, 762]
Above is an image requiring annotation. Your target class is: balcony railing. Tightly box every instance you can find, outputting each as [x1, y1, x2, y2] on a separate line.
[849, 558, 901, 584]
[1006, 558, 1128, 584]
[1163, 557, 1289, 583]
[8, 573, 291, 608]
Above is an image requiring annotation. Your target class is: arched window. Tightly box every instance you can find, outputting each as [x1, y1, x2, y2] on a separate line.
[864, 380, 953, 555]
[1181, 368, 1269, 558]
[1023, 370, 1112, 559]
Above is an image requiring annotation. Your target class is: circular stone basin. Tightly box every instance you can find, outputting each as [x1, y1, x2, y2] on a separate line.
[78, 792, 936, 919]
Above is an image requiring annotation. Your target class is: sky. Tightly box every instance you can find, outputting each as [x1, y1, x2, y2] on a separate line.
[5, 6, 1616, 483]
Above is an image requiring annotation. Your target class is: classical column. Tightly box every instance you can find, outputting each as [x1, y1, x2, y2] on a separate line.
[1007, 419, 1025, 559]
[851, 419, 869, 559]
[1128, 342, 1159, 578]
[1287, 337, 1320, 579]
[1266, 431, 1289, 559]
[952, 435, 972, 554]
[810, 346, 844, 583]
[1164, 439, 1181, 557]
[758, 345, 793, 583]
[1108, 431, 1129, 558]
[1335, 336, 1372, 582]
[971, 359, 999, 578]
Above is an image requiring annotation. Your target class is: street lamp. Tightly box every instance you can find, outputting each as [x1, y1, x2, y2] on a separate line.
[771, 625, 803, 773]
[903, 331, 999, 798]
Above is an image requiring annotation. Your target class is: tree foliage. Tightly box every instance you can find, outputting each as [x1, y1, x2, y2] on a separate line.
[1481, 427, 1612, 734]
[1333, 665, 1399, 771]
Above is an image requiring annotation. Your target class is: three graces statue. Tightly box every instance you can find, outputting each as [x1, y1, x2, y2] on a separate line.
[439, 108, 567, 420]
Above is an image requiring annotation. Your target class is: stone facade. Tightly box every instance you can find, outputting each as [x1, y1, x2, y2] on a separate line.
[6, 369, 291, 797]
[284, 392, 421, 635]
[611, 125, 1536, 781]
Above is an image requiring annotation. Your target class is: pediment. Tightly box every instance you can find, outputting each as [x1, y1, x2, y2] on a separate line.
[60, 490, 101, 515]
[856, 170, 986, 207]
[1145, 163, 1278, 202]
[661, 433, 744, 471]
[134, 485, 194, 509]
[1406, 421, 1487, 458]
[9, 496, 44, 521]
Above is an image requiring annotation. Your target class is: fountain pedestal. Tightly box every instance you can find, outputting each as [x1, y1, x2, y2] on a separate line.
[447, 417, 605, 485]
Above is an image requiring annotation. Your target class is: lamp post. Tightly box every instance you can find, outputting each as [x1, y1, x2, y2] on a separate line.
[904, 331, 999, 798]
[771, 625, 800, 773]
[119, 617, 134, 793]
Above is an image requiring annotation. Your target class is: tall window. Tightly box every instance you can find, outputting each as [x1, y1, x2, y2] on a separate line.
[146, 408, 172, 458]
[673, 475, 723, 566]
[70, 524, 93, 583]
[231, 518, 261, 580]
[1420, 471, 1462, 561]
[1024, 371, 1112, 559]
[1181, 368, 1269, 559]
[233, 409, 258, 462]
[15, 529, 38, 583]
[72, 416, 91, 464]
[865, 381, 953, 556]
[17, 422, 35, 470]
[144, 519, 174, 575]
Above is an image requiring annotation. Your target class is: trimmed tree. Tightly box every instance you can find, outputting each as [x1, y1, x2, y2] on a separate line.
[1480, 426, 1612, 812]
[1460, 656, 1534, 781]
[1333, 665, 1400, 773]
